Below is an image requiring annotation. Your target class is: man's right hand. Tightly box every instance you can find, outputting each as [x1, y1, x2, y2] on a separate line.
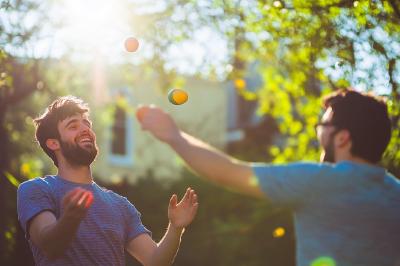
[136, 105, 181, 145]
[61, 187, 94, 221]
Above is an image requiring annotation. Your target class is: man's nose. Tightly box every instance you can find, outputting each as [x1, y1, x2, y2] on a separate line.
[80, 123, 92, 133]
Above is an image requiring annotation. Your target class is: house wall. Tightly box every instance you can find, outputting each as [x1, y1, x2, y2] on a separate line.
[92, 75, 228, 184]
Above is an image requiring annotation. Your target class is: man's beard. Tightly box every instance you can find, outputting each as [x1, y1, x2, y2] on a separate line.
[321, 131, 337, 163]
[321, 141, 335, 163]
[60, 139, 98, 166]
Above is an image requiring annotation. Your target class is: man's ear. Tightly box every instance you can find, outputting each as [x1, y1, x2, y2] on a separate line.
[335, 129, 351, 148]
[45, 138, 60, 151]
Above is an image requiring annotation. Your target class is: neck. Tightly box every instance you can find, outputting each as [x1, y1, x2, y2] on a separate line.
[335, 151, 374, 166]
[57, 160, 93, 184]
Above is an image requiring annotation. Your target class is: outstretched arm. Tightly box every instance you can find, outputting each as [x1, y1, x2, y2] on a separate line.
[137, 105, 265, 199]
[126, 188, 198, 266]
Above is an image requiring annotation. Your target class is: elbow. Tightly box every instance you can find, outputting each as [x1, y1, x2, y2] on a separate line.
[43, 248, 65, 260]
[39, 242, 66, 260]
[45, 251, 62, 260]
[42, 248, 61, 260]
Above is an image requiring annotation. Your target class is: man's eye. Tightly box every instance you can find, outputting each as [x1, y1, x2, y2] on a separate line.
[84, 121, 92, 128]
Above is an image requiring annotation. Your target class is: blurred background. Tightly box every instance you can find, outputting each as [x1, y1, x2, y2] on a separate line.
[1, 0, 399, 265]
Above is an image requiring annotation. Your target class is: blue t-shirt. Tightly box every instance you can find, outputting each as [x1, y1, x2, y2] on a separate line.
[17, 175, 151, 266]
[252, 161, 400, 266]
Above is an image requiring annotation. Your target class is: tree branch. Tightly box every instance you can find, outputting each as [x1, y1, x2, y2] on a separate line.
[387, 0, 400, 20]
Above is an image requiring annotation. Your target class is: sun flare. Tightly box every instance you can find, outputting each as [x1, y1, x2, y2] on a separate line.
[56, 0, 130, 55]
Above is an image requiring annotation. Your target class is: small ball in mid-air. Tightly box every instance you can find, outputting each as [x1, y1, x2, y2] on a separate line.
[136, 105, 149, 122]
[124, 37, 139, 52]
[168, 89, 188, 105]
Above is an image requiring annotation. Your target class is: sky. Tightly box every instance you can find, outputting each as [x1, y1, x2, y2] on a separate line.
[0, 0, 230, 80]
[0, 0, 397, 94]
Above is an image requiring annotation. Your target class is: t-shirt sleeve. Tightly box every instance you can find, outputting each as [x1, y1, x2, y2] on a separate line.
[121, 197, 151, 245]
[252, 162, 331, 208]
[17, 179, 56, 238]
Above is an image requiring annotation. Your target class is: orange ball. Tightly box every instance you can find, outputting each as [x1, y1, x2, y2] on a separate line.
[124, 37, 139, 52]
[168, 89, 188, 105]
[136, 106, 148, 122]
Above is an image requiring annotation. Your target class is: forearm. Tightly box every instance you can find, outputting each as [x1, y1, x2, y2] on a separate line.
[169, 131, 251, 187]
[38, 216, 81, 259]
[149, 223, 184, 266]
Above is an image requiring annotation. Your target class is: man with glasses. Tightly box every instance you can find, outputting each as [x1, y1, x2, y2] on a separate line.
[136, 89, 400, 266]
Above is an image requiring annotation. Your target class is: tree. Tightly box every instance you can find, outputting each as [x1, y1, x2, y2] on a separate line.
[0, 0, 87, 263]
[183, 0, 399, 172]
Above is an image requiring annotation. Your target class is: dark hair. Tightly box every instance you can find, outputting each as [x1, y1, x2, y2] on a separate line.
[34, 96, 89, 167]
[323, 89, 391, 163]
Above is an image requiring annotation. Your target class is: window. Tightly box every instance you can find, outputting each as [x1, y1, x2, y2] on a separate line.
[108, 89, 134, 167]
[111, 106, 127, 155]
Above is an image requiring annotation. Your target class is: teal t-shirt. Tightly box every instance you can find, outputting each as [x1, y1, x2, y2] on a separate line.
[252, 161, 400, 266]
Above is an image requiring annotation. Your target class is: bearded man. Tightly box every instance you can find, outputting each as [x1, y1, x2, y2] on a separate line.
[17, 96, 199, 266]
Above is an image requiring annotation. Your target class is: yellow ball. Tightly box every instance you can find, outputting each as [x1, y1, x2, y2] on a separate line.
[168, 89, 188, 105]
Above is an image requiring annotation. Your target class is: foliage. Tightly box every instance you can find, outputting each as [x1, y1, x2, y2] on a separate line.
[153, 0, 399, 171]
[1, 0, 400, 265]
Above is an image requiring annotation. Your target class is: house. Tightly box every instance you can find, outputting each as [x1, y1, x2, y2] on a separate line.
[90, 62, 263, 184]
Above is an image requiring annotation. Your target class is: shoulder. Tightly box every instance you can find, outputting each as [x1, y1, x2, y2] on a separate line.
[251, 161, 336, 177]
[18, 176, 53, 194]
[384, 172, 400, 187]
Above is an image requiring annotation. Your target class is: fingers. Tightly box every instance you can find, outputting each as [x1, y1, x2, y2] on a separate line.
[189, 188, 199, 214]
[77, 191, 94, 209]
[77, 191, 88, 206]
[62, 187, 82, 205]
[70, 189, 87, 206]
[136, 105, 148, 123]
[181, 187, 191, 203]
[188, 188, 197, 205]
[136, 105, 169, 132]
[169, 194, 177, 208]
[136, 105, 160, 122]
[191, 201, 199, 217]
[84, 191, 94, 209]
[63, 188, 94, 210]
[179, 187, 198, 207]
[191, 193, 198, 206]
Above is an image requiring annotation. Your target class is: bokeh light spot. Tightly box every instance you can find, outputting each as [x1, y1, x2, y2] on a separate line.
[311, 256, 336, 266]
[273, 227, 285, 238]
[234, 79, 246, 90]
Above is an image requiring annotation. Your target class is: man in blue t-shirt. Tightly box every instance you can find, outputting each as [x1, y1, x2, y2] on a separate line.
[17, 96, 199, 266]
[138, 89, 399, 266]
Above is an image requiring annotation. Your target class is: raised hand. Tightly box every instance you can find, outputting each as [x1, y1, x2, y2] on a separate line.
[61, 187, 94, 221]
[136, 105, 180, 144]
[168, 188, 199, 230]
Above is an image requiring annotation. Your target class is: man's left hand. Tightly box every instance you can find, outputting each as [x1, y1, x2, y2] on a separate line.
[168, 188, 199, 230]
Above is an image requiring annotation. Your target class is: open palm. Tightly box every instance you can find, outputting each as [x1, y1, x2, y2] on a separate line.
[168, 188, 199, 229]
